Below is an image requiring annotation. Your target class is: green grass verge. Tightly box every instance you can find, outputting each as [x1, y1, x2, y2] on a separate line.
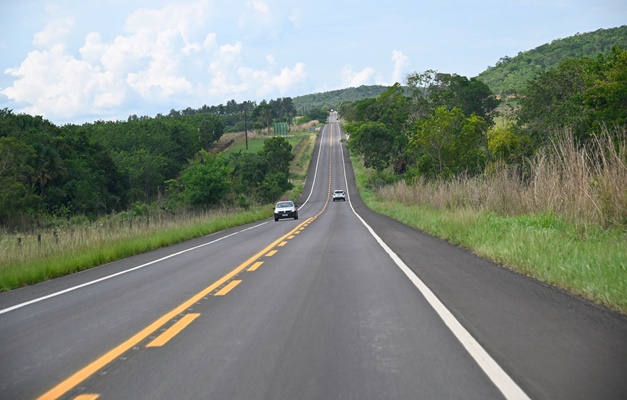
[351, 155, 627, 314]
[0, 207, 273, 292]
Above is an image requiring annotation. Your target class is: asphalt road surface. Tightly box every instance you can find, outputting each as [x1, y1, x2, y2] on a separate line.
[1, 115, 626, 399]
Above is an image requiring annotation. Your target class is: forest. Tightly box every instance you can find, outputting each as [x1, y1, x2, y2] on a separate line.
[478, 25, 627, 96]
[0, 97, 301, 229]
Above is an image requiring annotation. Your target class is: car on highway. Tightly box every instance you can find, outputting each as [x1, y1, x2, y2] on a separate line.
[332, 189, 346, 202]
[274, 200, 298, 221]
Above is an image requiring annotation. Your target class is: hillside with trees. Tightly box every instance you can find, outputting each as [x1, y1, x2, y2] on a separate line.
[292, 85, 388, 117]
[478, 25, 627, 96]
[342, 45, 626, 228]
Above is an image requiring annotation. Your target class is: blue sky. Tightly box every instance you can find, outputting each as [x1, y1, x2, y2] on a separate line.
[0, 0, 625, 125]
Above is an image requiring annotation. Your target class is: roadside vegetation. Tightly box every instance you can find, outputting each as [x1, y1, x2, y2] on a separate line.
[351, 131, 626, 313]
[0, 127, 318, 291]
[0, 207, 271, 291]
[342, 45, 626, 313]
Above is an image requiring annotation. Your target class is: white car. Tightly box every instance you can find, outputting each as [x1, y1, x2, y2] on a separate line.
[274, 200, 298, 221]
[332, 190, 346, 202]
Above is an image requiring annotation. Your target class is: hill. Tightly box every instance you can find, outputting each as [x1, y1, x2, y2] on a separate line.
[292, 85, 388, 113]
[477, 25, 627, 97]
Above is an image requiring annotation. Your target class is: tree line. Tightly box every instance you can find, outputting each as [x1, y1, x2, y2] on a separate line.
[0, 96, 299, 228]
[342, 46, 626, 183]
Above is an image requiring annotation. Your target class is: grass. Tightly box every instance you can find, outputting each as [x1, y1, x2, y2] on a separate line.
[221, 131, 313, 155]
[351, 130, 627, 313]
[0, 207, 273, 291]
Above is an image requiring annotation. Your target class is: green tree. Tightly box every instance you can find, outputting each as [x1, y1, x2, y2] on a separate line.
[347, 122, 396, 177]
[229, 151, 268, 201]
[517, 46, 627, 145]
[409, 107, 488, 178]
[259, 137, 294, 176]
[517, 57, 591, 144]
[581, 46, 627, 132]
[487, 125, 533, 165]
[178, 151, 232, 207]
[256, 137, 294, 199]
[0, 137, 39, 223]
[259, 172, 291, 203]
[254, 101, 274, 135]
[406, 71, 498, 123]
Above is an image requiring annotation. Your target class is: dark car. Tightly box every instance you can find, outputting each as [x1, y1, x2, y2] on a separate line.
[274, 200, 298, 221]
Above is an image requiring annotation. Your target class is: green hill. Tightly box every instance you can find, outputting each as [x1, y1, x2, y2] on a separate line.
[477, 25, 627, 97]
[292, 85, 388, 114]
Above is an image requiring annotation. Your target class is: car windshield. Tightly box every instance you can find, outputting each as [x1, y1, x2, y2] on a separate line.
[277, 202, 293, 208]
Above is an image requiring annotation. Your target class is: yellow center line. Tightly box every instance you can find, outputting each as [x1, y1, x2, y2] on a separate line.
[214, 280, 242, 296]
[266, 249, 278, 256]
[74, 395, 100, 400]
[39, 122, 338, 400]
[247, 261, 263, 271]
[36, 217, 312, 400]
[278, 241, 287, 247]
[146, 313, 200, 347]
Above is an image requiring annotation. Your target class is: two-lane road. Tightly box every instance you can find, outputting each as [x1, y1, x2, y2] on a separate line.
[1, 118, 626, 399]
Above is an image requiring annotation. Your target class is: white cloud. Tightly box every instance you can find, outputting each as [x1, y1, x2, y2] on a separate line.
[208, 42, 246, 96]
[208, 42, 306, 98]
[341, 65, 376, 87]
[239, 0, 273, 31]
[32, 17, 74, 49]
[1, 1, 308, 123]
[289, 9, 302, 28]
[3, 46, 126, 119]
[391, 50, 409, 84]
[271, 62, 307, 93]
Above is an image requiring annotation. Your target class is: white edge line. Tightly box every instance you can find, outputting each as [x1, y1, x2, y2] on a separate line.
[0, 222, 268, 315]
[296, 123, 326, 211]
[338, 132, 531, 400]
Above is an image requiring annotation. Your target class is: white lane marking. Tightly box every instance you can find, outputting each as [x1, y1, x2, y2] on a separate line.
[337, 132, 531, 400]
[296, 123, 327, 211]
[0, 222, 268, 315]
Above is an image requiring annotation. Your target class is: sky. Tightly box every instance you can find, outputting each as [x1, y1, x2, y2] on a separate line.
[0, 0, 625, 125]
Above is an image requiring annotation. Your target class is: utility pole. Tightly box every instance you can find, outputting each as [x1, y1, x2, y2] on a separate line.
[243, 101, 249, 150]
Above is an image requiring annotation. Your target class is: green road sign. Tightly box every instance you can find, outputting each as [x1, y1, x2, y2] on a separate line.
[273, 122, 288, 136]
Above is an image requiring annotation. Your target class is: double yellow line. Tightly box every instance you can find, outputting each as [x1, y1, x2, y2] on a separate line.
[37, 218, 312, 400]
[39, 122, 338, 400]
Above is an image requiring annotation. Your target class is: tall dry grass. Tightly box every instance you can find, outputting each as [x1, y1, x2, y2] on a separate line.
[380, 128, 627, 230]
[0, 209, 241, 269]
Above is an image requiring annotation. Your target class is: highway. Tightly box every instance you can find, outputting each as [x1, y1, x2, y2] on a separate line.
[1, 114, 626, 399]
